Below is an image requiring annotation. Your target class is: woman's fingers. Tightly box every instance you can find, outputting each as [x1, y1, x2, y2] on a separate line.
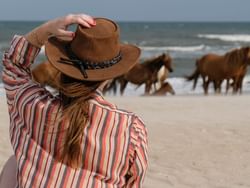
[48, 14, 96, 41]
[66, 14, 96, 28]
[78, 14, 96, 26]
[56, 36, 74, 41]
[57, 29, 75, 38]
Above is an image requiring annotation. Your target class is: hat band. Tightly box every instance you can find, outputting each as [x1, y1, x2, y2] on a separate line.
[58, 46, 122, 78]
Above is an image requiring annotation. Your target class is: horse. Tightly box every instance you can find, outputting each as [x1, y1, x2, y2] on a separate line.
[150, 81, 175, 96]
[132, 65, 170, 93]
[186, 47, 250, 94]
[106, 53, 173, 95]
[155, 66, 169, 90]
[31, 61, 60, 88]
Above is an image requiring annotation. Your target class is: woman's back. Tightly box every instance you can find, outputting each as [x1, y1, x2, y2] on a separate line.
[1, 14, 148, 188]
[6, 81, 147, 187]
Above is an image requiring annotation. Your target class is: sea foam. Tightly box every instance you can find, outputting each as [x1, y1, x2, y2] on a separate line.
[198, 34, 250, 43]
[140, 45, 206, 52]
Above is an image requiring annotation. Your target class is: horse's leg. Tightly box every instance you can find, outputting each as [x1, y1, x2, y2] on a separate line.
[238, 68, 248, 94]
[238, 76, 244, 94]
[112, 79, 118, 95]
[225, 79, 230, 94]
[217, 80, 223, 94]
[120, 79, 128, 96]
[145, 82, 152, 95]
[213, 80, 222, 94]
[202, 75, 209, 95]
[204, 79, 210, 95]
[113, 83, 117, 95]
[232, 77, 239, 94]
[212, 80, 217, 93]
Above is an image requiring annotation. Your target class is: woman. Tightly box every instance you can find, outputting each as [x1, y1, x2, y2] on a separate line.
[1, 14, 148, 187]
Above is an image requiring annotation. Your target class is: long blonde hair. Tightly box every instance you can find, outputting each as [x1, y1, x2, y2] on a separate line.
[57, 73, 102, 168]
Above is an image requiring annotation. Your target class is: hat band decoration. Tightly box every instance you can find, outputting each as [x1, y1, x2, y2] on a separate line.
[58, 44, 123, 78]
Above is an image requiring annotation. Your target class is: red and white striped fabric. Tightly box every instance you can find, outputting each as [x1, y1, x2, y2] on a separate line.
[2, 35, 148, 188]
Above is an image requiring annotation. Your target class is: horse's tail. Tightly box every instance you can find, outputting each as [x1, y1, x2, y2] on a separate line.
[185, 60, 200, 90]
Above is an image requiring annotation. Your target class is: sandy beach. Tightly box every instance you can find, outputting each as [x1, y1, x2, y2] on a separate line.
[0, 94, 250, 187]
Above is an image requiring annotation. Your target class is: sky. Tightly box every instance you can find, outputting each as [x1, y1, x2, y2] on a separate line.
[0, 0, 250, 22]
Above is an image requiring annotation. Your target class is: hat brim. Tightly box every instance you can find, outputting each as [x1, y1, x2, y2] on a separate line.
[45, 37, 141, 81]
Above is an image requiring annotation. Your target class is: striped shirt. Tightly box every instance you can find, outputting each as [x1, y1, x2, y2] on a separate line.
[2, 35, 148, 188]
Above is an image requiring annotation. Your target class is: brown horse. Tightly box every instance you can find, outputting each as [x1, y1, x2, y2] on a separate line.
[32, 61, 60, 88]
[151, 82, 175, 96]
[186, 47, 250, 94]
[104, 53, 173, 95]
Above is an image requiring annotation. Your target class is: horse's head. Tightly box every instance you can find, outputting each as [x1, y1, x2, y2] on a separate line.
[160, 53, 173, 72]
[227, 47, 250, 66]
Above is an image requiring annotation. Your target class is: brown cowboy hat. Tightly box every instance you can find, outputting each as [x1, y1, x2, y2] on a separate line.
[45, 18, 141, 81]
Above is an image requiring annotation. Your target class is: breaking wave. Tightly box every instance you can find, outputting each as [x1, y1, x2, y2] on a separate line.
[198, 34, 250, 43]
[140, 45, 206, 52]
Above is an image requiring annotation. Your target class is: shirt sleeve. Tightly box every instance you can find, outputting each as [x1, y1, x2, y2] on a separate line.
[126, 115, 148, 188]
[1, 35, 60, 143]
[2, 35, 41, 107]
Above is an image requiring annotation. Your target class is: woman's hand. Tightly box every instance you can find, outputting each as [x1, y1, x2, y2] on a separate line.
[25, 13, 96, 47]
[45, 14, 96, 41]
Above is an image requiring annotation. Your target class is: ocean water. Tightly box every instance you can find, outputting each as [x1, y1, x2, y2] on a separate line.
[1, 21, 250, 95]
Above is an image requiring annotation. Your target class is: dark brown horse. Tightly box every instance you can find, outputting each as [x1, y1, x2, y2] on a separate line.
[186, 47, 250, 94]
[104, 53, 173, 95]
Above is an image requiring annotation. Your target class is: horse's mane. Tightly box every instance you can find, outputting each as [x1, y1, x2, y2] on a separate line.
[142, 54, 165, 66]
[143, 54, 167, 66]
[225, 47, 249, 65]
